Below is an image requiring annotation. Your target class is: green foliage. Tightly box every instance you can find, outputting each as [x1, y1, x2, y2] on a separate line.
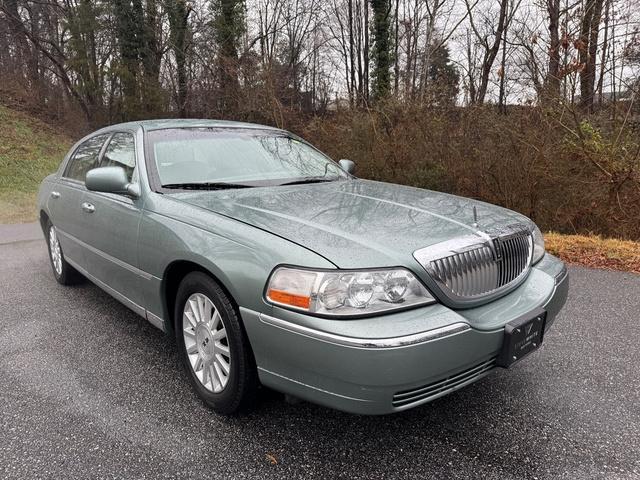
[112, 0, 147, 119]
[578, 120, 603, 148]
[565, 118, 640, 184]
[210, 0, 245, 113]
[426, 44, 460, 106]
[370, 0, 392, 100]
[64, 0, 108, 121]
[166, 0, 191, 55]
[211, 0, 246, 56]
[0, 106, 71, 223]
[166, 0, 192, 116]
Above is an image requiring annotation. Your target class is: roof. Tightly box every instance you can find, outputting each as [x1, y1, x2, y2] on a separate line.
[93, 118, 283, 134]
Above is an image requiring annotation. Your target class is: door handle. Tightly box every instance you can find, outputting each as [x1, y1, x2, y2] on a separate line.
[81, 202, 95, 213]
[51, 191, 60, 199]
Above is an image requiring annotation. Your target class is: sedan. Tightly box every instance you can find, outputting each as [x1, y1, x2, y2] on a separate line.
[37, 119, 569, 415]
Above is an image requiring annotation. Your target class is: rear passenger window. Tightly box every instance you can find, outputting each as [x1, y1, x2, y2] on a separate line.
[64, 134, 109, 183]
[101, 133, 136, 182]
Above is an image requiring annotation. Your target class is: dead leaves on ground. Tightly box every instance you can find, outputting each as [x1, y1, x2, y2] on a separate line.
[545, 232, 640, 274]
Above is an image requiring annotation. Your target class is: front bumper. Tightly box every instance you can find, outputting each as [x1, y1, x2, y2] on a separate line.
[241, 254, 569, 415]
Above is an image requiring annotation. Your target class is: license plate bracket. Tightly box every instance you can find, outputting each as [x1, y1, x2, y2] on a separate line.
[496, 308, 546, 368]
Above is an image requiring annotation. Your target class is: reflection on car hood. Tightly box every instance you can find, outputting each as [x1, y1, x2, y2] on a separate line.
[171, 179, 531, 268]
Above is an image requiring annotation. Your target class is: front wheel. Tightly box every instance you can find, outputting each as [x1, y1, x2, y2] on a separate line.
[175, 272, 258, 414]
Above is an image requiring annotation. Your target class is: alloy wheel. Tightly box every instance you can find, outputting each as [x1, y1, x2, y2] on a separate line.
[49, 227, 63, 276]
[182, 293, 231, 393]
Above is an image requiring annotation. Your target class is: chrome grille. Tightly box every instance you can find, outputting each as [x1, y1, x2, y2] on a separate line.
[495, 230, 532, 287]
[414, 224, 533, 303]
[392, 357, 497, 408]
[429, 244, 498, 297]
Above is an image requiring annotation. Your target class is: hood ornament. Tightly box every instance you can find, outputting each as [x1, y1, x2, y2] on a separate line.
[471, 206, 479, 228]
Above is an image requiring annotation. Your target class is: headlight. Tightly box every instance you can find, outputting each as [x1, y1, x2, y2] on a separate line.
[531, 225, 545, 264]
[265, 267, 435, 317]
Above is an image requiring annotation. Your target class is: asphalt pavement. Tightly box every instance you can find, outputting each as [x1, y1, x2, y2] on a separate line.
[0, 224, 639, 479]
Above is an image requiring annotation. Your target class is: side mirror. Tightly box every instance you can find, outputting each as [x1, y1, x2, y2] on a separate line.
[86, 166, 140, 198]
[338, 159, 356, 175]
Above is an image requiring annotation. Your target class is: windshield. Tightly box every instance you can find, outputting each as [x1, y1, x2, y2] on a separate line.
[147, 128, 348, 188]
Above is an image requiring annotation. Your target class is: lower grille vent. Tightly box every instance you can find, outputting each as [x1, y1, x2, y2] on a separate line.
[392, 357, 497, 408]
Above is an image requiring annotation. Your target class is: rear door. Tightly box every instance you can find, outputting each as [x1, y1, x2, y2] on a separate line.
[49, 134, 110, 269]
[81, 131, 147, 309]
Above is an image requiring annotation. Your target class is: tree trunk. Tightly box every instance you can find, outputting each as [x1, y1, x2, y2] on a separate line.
[498, 0, 508, 114]
[393, 0, 399, 96]
[142, 0, 162, 115]
[348, 0, 356, 107]
[356, 0, 364, 104]
[215, 0, 242, 115]
[363, 0, 370, 102]
[543, 0, 561, 100]
[596, 0, 610, 106]
[475, 0, 508, 104]
[579, 0, 604, 112]
[167, 0, 191, 117]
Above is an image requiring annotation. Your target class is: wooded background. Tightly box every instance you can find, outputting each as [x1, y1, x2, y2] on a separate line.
[0, 0, 638, 239]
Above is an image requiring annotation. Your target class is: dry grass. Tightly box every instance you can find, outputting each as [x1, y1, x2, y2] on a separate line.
[545, 232, 640, 274]
[0, 105, 71, 223]
[0, 193, 41, 223]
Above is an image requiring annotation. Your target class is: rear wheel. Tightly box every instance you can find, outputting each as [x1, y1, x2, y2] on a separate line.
[175, 272, 258, 414]
[45, 220, 82, 285]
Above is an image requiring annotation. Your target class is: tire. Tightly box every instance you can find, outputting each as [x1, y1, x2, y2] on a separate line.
[175, 272, 258, 414]
[45, 220, 83, 285]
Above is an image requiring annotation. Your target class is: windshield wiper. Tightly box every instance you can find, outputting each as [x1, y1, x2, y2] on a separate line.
[162, 182, 254, 190]
[278, 177, 340, 186]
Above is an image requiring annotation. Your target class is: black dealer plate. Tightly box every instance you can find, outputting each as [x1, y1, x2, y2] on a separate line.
[497, 309, 546, 367]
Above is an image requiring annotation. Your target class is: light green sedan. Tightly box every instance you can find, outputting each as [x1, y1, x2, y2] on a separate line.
[37, 119, 569, 415]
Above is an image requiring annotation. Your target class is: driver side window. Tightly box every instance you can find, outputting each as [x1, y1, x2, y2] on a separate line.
[100, 132, 136, 183]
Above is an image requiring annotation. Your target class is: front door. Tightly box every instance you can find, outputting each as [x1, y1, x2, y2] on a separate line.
[81, 132, 147, 310]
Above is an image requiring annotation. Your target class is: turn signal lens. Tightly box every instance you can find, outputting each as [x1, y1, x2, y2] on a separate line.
[266, 289, 311, 309]
[265, 267, 435, 317]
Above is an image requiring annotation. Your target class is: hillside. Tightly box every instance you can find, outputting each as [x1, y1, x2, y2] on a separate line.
[0, 106, 637, 274]
[0, 106, 71, 223]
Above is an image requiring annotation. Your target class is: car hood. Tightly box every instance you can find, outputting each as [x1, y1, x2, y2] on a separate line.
[170, 179, 531, 268]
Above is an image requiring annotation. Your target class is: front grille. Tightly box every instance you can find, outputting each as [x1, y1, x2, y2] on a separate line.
[495, 229, 532, 287]
[414, 224, 533, 303]
[392, 357, 497, 408]
[429, 244, 498, 297]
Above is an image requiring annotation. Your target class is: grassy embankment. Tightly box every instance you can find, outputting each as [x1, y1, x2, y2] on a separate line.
[0, 105, 637, 273]
[0, 105, 71, 223]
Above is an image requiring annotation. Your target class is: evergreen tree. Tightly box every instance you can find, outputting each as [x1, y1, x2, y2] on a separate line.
[426, 44, 459, 106]
[166, 0, 191, 117]
[113, 0, 145, 119]
[370, 0, 391, 100]
[211, 0, 245, 115]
